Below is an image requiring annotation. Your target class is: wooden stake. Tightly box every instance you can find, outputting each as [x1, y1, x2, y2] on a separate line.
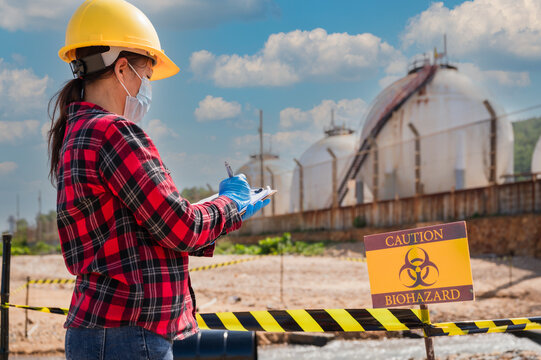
[420, 304, 435, 360]
[24, 276, 29, 338]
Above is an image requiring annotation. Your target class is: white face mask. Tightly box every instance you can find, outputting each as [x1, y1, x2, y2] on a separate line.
[117, 63, 152, 124]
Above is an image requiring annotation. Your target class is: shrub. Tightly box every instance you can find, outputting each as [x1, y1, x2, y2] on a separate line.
[216, 233, 325, 256]
[353, 216, 367, 228]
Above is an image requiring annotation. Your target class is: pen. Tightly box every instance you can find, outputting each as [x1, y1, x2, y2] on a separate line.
[225, 161, 234, 178]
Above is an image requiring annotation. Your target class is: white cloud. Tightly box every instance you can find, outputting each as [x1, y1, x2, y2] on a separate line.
[41, 121, 50, 143]
[378, 75, 402, 89]
[457, 62, 530, 87]
[0, 0, 74, 31]
[195, 95, 242, 122]
[234, 130, 321, 161]
[402, 0, 541, 62]
[191, 28, 407, 87]
[143, 118, 179, 141]
[242, 130, 320, 150]
[0, 0, 277, 31]
[234, 98, 367, 163]
[0, 120, 40, 143]
[0, 59, 49, 116]
[0, 162, 17, 176]
[162, 151, 240, 188]
[280, 98, 368, 131]
[378, 59, 530, 90]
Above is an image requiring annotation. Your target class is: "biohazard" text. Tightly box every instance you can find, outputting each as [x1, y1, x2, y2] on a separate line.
[384, 289, 461, 306]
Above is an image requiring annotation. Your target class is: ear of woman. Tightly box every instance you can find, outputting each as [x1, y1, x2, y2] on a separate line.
[81, 64, 127, 116]
[115, 57, 140, 96]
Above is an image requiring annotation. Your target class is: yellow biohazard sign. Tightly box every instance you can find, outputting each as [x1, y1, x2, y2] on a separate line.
[364, 221, 474, 308]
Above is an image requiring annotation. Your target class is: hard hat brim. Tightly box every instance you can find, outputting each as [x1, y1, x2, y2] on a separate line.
[59, 41, 180, 81]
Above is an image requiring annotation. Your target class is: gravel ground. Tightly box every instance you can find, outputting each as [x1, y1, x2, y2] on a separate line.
[2, 243, 541, 358]
[259, 333, 541, 359]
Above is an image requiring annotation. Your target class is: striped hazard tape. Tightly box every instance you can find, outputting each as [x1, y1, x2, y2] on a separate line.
[9, 278, 76, 296]
[28, 279, 75, 285]
[189, 256, 261, 272]
[3, 302, 540, 337]
[3, 303, 68, 315]
[196, 308, 425, 332]
[10, 282, 30, 296]
[2, 304, 424, 332]
[8, 256, 261, 294]
[428, 316, 541, 336]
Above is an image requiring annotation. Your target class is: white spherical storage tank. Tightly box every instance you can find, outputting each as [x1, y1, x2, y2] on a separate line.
[356, 64, 514, 200]
[290, 129, 359, 212]
[237, 154, 292, 216]
[532, 136, 541, 175]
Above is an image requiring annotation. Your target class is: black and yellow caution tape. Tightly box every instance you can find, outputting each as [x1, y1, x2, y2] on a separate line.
[2, 303, 68, 315]
[28, 278, 75, 285]
[3, 302, 540, 337]
[15, 257, 358, 286]
[2, 304, 424, 332]
[9, 278, 75, 298]
[427, 316, 541, 336]
[196, 308, 425, 332]
[8, 256, 260, 295]
[10, 282, 30, 296]
[189, 256, 261, 272]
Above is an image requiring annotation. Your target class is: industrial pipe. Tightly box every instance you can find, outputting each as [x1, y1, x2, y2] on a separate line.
[483, 100, 498, 184]
[173, 330, 257, 360]
[369, 138, 379, 202]
[293, 158, 304, 213]
[326, 147, 338, 209]
[408, 123, 422, 195]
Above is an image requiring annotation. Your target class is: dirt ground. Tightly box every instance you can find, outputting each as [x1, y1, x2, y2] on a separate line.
[3, 242, 541, 357]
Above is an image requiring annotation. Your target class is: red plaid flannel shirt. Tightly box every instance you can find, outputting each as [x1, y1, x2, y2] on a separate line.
[57, 102, 242, 339]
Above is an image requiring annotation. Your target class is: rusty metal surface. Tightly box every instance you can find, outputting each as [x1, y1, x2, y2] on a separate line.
[235, 180, 541, 235]
[360, 65, 438, 146]
[337, 65, 438, 205]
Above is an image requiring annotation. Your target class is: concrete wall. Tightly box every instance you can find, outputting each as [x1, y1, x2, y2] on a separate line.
[234, 179, 540, 235]
[231, 179, 541, 258]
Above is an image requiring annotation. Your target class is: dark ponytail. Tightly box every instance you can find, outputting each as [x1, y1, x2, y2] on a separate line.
[47, 78, 84, 184]
[47, 46, 151, 185]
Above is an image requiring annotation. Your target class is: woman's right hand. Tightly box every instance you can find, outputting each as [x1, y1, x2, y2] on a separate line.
[218, 174, 250, 212]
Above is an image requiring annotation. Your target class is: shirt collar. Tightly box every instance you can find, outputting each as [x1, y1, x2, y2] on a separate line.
[67, 102, 110, 121]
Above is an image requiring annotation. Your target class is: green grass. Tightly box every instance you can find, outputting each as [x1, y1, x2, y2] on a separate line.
[0, 240, 61, 256]
[216, 233, 326, 256]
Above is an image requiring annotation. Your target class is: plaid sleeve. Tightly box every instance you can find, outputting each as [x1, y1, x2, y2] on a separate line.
[98, 119, 242, 252]
[188, 242, 216, 257]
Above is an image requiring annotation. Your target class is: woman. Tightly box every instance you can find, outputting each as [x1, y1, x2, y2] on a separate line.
[47, 1, 268, 359]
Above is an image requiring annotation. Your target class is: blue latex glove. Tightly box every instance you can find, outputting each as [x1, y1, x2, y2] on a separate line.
[242, 199, 270, 221]
[219, 174, 251, 211]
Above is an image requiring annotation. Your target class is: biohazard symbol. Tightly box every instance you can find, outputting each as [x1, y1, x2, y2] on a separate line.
[399, 247, 439, 288]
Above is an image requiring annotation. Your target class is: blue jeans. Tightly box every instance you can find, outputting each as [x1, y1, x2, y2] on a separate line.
[65, 326, 173, 360]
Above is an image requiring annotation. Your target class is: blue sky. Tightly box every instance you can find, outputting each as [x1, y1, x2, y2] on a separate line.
[1, 0, 541, 230]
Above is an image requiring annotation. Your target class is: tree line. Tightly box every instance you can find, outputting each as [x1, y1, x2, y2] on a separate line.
[513, 116, 541, 174]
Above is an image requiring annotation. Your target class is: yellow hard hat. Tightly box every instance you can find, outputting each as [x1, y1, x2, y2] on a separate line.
[58, 0, 179, 81]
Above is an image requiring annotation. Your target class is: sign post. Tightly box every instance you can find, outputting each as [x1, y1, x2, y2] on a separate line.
[420, 304, 435, 360]
[364, 221, 474, 360]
